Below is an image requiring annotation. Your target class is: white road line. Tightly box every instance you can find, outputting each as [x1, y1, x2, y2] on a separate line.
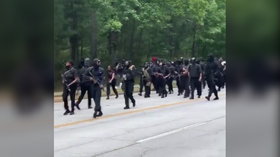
[136, 122, 207, 143]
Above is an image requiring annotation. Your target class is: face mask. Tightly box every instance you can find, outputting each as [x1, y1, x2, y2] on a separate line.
[66, 65, 71, 70]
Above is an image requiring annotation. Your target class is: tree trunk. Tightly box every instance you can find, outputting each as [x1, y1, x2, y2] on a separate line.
[90, 10, 98, 59]
[80, 38, 83, 59]
[69, 1, 78, 66]
[192, 25, 197, 58]
[128, 18, 136, 59]
[136, 28, 143, 55]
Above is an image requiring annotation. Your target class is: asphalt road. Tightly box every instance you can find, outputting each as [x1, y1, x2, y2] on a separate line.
[54, 88, 226, 157]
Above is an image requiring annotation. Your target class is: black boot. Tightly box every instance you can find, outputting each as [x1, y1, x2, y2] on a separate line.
[133, 101, 136, 107]
[198, 95, 201, 98]
[190, 96, 194, 99]
[88, 106, 93, 109]
[124, 106, 130, 110]
[106, 97, 109, 100]
[213, 97, 219, 100]
[63, 110, 70, 115]
[93, 111, 98, 118]
[70, 111, 75, 115]
[205, 96, 210, 101]
[75, 104, 80, 110]
[97, 111, 103, 117]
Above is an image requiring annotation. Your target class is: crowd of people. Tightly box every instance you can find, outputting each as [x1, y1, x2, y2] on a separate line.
[61, 54, 226, 118]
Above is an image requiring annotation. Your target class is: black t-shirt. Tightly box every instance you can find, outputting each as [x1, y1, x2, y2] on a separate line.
[62, 68, 78, 84]
[188, 64, 202, 78]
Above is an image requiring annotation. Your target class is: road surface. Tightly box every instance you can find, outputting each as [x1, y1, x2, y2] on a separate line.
[54, 88, 226, 157]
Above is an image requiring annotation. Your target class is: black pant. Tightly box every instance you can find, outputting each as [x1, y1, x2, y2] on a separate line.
[167, 77, 173, 93]
[181, 76, 190, 97]
[124, 82, 135, 107]
[139, 76, 144, 94]
[62, 84, 77, 112]
[92, 86, 102, 112]
[76, 83, 92, 107]
[202, 74, 206, 89]
[158, 77, 167, 97]
[190, 77, 202, 98]
[143, 80, 151, 97]
[176, 77, 183, 94]
[206, 78, 218, 98]
[152, 75, 159, 93]
[106, 79, 118, 98]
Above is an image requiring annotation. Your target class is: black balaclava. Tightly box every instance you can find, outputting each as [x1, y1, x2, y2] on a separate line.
[184, 59, 189, 66]
[166, 62, 171, 67]
[207, 54, 214, 62]
[196, 58, 200, 64]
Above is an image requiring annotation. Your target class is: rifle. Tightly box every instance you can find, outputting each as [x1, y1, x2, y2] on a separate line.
[87, 67, 105, 91]
[61, 69, 72, 92]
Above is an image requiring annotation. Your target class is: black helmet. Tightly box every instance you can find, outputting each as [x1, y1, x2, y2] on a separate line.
[93, 58, 101, 66]
[84, 58, 90, 67]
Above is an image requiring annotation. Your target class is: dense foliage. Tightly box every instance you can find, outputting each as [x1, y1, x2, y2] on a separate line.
[54, 0, 226, 85]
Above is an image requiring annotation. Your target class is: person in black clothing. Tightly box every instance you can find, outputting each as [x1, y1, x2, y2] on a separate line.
[138, 64, 144, 96]
[180, 59, 190, 98]
[75, 58, 92, 109]
[217, 58, 225, 91]
[123, 60, 136, 109]
[188, 58, 203, 99]
[205, 54, 219, 101]
[174, 60, 183, 96]
[166, 62, 174, 94]
[62, 60, 79, 115]
[222, 61, 226, 84]
[151, 58, 159, 94]
[106, 65, 118, 99]
[142, 62, 153, 98]
[157, 61, 169, 98]
[197, 57, 206, 89]
[83, 58, 104, 118]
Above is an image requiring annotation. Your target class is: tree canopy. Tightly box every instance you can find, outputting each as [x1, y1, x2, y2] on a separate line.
[54, 0, 226, 85]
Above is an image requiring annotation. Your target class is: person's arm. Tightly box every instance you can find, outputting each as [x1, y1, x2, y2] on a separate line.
[98, 68, 104, 88]
[68, 69, 79, 86]
[109, 72, 115, 83]
[198, 65, 202, 81]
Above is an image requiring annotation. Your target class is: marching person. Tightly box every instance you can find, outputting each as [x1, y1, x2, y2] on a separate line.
[75, 58, 92, 109]
[157, 61, 169, 98]
[166, 62, 174, 94]
[122, 60, 136, 109]
[180, 59, 190, 98]
[142, 62, 153, 98]
[106, 65, 118, 99]
[62, 60, 79, 115]
[83, 58, 104, 118]
[205, 54, 219, 101]
[188, 58, 202, 99]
